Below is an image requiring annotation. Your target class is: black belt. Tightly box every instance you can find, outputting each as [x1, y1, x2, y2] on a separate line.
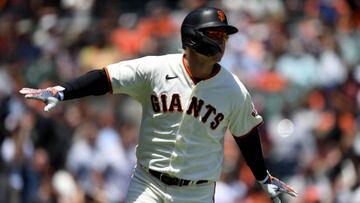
[148, 168, 208, 186]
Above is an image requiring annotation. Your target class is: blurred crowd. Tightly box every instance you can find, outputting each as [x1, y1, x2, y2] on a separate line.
[0, 0, 359, 202]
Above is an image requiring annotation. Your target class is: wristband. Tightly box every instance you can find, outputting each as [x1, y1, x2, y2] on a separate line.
[53, 86, 65, 101]
[258, 171, 270, 184]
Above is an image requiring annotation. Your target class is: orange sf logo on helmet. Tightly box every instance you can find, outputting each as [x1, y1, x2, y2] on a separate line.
[217, 10, 225, 22]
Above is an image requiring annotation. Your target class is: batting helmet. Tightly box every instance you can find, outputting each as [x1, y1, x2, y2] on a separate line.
[181, 7, 238, 56]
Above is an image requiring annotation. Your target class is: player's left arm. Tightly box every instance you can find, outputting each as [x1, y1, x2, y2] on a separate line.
[233, 127, 297, 203]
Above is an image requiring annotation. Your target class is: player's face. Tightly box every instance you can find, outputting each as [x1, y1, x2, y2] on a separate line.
[203, 29, 228, 62]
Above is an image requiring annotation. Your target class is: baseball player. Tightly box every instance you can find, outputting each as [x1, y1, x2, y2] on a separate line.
[20, 7, 297, 203]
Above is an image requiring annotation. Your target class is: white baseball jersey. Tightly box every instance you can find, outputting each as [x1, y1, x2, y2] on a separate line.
[105, 53, 262, 181]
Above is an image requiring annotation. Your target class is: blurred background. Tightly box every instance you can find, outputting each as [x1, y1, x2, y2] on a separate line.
[0, 0, 359, 202]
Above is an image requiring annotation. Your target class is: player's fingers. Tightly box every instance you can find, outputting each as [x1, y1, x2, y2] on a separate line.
[24, 95, 45, 101]
[283, 189, 297, 197]
[44, 97, 58, 112]
[280, 184, 297, 197]
[44, 103, 54, 112]
[19, 88, 42, 94]
[272, 196, 281, 203]
[19, 88, 34, 94]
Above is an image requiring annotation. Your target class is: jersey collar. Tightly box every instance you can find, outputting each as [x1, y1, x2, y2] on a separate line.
[182, 54, 221, 85]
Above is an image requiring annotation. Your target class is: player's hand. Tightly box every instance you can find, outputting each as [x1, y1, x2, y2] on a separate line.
[259, 171, 297, 203]
[19, 86, 65, 112]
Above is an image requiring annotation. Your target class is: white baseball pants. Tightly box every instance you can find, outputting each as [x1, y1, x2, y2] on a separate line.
[125, 164, 216, 203]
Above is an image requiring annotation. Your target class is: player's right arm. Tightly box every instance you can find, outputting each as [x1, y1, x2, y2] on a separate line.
[19, 69, 111, 112]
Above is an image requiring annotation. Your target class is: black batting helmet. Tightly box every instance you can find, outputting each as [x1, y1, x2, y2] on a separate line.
[181, 7, 238, 56]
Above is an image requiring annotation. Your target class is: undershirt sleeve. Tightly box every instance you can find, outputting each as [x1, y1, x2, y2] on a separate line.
[233, 127, 268, 181]
[60, 68, 110, 100]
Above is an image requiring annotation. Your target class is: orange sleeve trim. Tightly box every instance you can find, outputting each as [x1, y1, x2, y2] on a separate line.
[103, 67, 113, 94]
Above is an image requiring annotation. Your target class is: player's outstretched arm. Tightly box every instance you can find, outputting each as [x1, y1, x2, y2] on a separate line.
[233, 127, 297, 203]
[19, 69, 111, 112]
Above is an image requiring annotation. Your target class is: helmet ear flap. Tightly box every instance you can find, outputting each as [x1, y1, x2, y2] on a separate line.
[181, 25, 221, 56]
[181, 25, 197, 49]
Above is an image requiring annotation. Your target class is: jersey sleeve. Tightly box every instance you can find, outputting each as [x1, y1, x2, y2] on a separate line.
[104, 57, 151, 101]
[228, 86, 263, 137]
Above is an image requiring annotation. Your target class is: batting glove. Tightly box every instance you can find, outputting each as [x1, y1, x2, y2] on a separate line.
[259, 171, 297, 203]
[19, 86, 65, 112]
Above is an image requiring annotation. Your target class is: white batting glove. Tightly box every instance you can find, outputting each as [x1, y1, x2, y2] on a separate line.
[19, 86, 65, 112]
[259, 171, 297, 203]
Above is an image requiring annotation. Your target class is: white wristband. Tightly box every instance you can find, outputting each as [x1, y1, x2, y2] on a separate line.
[54, 86, 65, 100]
[259, 172, 270, 184]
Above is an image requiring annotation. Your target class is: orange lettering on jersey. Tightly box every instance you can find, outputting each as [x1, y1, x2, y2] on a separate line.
[151, 95, 161, 113]
[160, 94, 168, 112]
[201, 104, 216, 123]
[169, 94, 183, 112]
[186, 96, 204, 117]
[210, 113, 224, 129]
